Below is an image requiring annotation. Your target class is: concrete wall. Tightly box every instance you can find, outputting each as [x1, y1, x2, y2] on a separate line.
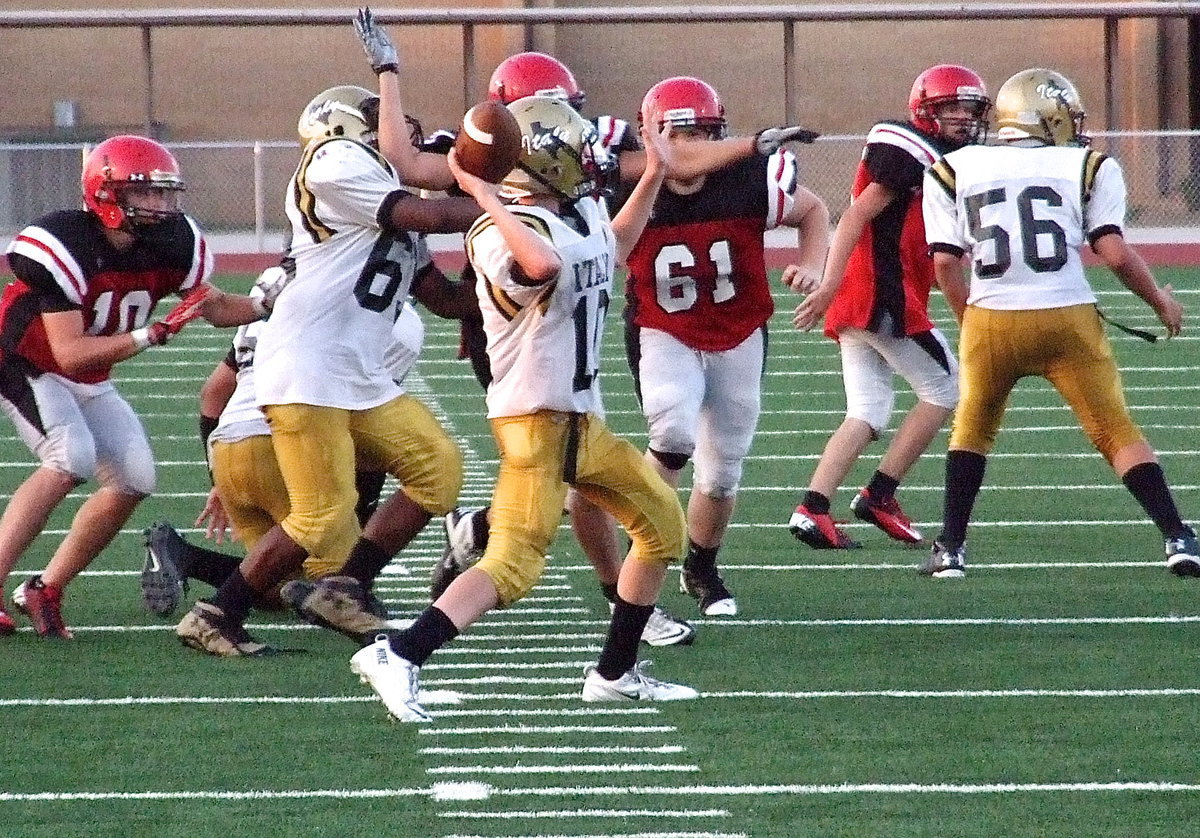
[0, 0, 1182, 142]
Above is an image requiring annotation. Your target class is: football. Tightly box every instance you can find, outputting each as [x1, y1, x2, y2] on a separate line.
[453, 101, 523, 184]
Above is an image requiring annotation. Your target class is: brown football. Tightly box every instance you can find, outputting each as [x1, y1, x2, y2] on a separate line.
[453, 101, 523, 184]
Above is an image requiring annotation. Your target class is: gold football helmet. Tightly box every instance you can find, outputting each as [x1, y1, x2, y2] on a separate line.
[500, 95, 599, 201]
[297, 85, 381, 146]
[994, 68, 1087, 146]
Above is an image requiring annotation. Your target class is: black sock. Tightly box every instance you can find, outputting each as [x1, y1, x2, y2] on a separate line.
[354, 470, 387, 528]
[684, 540, 720, 576]
[185, 544, 242, 589]
[866, 470, 899, 500]
[389, 606, 459, 667]
[595, 596, 654, 680]
[1122, 462, 1185, 538]
[802, 491, 830, 515]
[339, 538, 392, 590]
[209, 570, 259, 625]
[599, 581, 619, 604]
[938, 450, 987, 548]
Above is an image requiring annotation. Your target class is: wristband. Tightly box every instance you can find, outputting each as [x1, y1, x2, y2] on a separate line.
[130, 328, 152, 351]
[375, 63, 399, 75]
[250, 295, 269, 318]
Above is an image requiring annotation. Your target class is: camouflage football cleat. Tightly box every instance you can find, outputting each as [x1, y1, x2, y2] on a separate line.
[281, 576, 390, 644]
[176, 601, 275, 657]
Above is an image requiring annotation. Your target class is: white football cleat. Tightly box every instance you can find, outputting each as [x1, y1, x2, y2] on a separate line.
[350, 634, 431, 723]
[582, 660, 698, 702]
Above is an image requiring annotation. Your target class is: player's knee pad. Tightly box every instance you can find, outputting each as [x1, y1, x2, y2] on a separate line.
[394, 433, 463, 518]
[476, 547, 547, 606]
[649, 448, 690, 472]
[693, 477, 739, 501]
[96, 450, 156, 497]
[846, 406, 889, 440]
[37, 424, 97, 483]
[283, 501, 359, 563]
[915, 376, 960, 411]
[624, 490, 686, 567]
[1084, 418, 1144, 466]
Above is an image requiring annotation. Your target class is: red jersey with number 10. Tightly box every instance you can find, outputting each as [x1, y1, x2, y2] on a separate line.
[625, 153, 799, 352]
[1, 209, 210, 383]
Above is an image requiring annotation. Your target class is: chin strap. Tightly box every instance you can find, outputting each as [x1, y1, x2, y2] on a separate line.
[1099, 309, 1157, 343]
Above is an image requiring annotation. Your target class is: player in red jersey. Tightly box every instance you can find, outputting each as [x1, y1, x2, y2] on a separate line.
[0, 135, 263, 637]
[626, 76, 830, 616]
[789, 65, 990, 552]
[438, 56, 821, 635]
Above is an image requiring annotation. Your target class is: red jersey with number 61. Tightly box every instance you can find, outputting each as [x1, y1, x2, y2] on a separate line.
[1, 209, 211, 383]
[625, 152, 800, 352]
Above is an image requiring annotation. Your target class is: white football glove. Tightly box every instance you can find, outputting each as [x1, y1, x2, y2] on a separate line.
[353, 7, 400, 74]
[754, 125, 820, 156]
[252, 266, 292, 314]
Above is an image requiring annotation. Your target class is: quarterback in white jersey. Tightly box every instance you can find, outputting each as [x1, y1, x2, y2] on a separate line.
[919, 67, 1196, 580]
[350, 95, 703, 724]
[468, 197, 614, 418]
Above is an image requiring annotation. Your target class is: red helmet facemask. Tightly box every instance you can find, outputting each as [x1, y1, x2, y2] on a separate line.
[908, 64, 991, 147]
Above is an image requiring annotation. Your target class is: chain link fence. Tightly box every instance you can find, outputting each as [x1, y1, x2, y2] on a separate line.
[1, 131, 1198, 248]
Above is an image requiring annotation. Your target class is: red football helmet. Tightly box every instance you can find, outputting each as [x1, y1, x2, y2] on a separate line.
[640, 76, 727, 138]
[82, 135, 184, 230]
[488, 52, 585, 110]
[908, 64, 991, 146]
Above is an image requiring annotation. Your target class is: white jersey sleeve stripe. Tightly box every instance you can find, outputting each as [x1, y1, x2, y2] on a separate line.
[765, 150, 799, 231]
[7, 227, 87, 304]
[180, 216, 213, 291]
[866, 123, 939, 167]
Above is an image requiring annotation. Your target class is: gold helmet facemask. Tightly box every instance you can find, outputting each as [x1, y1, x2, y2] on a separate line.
[994, 68, 1088, 147]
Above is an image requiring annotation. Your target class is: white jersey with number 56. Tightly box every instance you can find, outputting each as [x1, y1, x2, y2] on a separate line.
[256, 137, 426, 409]
[465, 197, 616, 419]
[923, 143, 1126, 310]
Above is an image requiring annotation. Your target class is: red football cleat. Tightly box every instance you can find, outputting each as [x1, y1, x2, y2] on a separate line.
[850, 488, 923, 544]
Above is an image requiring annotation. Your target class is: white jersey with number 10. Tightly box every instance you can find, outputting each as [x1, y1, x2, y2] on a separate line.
[466, 197, 616, 419]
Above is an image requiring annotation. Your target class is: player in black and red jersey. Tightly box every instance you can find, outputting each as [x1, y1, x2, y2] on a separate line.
[789, 65, 990, 553]
[627, 76, 830, 616]
[0, 135, 262, 638]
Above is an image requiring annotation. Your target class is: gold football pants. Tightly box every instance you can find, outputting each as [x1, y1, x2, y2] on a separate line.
[950, 303, 1144, 462]
[264, 396, 462, 564]
[477, 410, 686, 606]
[211, 435, 345, 579]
